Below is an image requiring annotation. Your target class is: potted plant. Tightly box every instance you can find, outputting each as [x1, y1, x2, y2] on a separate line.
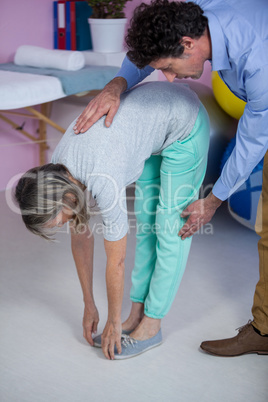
[87, 0, 132, 53]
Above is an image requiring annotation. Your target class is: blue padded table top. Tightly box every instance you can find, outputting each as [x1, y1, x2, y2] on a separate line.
[0, 63, 119, 96]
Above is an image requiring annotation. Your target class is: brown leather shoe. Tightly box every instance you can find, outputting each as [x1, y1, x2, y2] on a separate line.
[200, 321, 268, 357]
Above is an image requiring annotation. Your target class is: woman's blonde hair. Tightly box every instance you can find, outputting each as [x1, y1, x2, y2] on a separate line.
[15, 163, 89, 240]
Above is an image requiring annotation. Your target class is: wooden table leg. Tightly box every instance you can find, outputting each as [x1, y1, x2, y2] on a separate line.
[39, 103, 49, 165]
[1, 102, 65, 165]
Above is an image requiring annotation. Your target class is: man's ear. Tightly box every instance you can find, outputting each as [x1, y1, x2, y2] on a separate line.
[181, 37, 195, 51]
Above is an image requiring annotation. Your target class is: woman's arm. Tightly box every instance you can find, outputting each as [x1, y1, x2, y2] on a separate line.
[102, 235, 127, 360]
[71, 224, 99, 346]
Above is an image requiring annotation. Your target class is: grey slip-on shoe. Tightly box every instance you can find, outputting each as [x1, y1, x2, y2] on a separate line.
[113, 329, 162, 360]
[93, 330, 132, 348]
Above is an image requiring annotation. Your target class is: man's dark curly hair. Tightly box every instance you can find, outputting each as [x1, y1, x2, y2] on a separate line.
[126, 0, 208, 68]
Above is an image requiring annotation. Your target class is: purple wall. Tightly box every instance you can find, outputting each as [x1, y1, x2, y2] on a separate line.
[0, 0, 211, 191]
[0, 0, 54, 64]
[0, 0, 54, 191]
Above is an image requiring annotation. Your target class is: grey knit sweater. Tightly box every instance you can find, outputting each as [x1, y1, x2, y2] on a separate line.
[52, 81, 200, 240]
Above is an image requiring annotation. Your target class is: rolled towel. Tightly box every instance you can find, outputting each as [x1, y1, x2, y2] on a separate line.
[14, 45, 85, 71]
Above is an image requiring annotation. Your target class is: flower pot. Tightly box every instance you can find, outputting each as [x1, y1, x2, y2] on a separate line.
[88, 18, 127, 53]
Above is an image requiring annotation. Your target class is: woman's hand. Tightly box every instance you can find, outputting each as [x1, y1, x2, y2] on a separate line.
[74, 77, 127, 134]
[83, 304, 99, 346]
[101, 320, 122, 360]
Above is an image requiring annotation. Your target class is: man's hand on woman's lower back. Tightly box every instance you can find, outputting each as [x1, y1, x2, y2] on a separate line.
[73, 77, 128, 134]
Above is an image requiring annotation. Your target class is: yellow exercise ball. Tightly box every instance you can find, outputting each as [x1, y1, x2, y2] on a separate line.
[211, 71, 246, 120]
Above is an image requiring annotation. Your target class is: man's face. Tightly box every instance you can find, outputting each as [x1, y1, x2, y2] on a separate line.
[150, 50, 206, 82]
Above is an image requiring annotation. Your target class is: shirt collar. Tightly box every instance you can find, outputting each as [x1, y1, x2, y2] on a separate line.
[205, 10, 231, 71]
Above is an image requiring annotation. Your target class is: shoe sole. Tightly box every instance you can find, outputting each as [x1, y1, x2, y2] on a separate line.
[93, 341, 102, 348]
[113, 341, 162, 360]
[200, 345, 268, 357]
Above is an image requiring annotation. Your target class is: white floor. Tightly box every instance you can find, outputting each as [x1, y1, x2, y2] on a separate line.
[0, 187, 267, 402]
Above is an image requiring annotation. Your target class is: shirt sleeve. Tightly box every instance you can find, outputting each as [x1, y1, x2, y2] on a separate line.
[115, 55, 155, 90]
[213, 66, 268, 201]
[91, 175, 129, 241]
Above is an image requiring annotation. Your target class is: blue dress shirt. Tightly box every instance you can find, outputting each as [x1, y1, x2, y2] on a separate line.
[115, 0, 268, 201]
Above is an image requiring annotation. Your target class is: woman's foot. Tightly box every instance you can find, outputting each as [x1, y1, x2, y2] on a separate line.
[114, 329, 163, 360]
[129, 315, 161, 341]
[122, 302, 145, 332]
[113, 316, 162, 359]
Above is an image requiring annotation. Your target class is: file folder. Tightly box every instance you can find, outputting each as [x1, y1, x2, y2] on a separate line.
[57, 0, 66, 49]
[66, 1, 76, 50]
[75, 1, 93, 51]
[53, 1, 58, 49]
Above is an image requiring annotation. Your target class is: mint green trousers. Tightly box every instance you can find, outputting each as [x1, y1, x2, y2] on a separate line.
[130, 104, 210, 319]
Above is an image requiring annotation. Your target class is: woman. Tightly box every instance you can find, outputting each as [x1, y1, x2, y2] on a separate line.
[15, 81, 210, 360]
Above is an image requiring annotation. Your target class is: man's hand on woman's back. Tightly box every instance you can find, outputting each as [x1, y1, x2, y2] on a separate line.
[74, 77, 127, 134]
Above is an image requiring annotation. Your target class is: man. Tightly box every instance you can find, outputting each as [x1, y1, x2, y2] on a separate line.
[74, 0, 268, 356]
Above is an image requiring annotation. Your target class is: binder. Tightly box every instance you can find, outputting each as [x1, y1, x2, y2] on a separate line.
[53, 1, 58, 49]
[75, 1, 93, 51]
[66, 1, 76, 50]
[70, 1, 77, 50]
[57, 0, 66, 49]
[53, 1, 91, 50]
